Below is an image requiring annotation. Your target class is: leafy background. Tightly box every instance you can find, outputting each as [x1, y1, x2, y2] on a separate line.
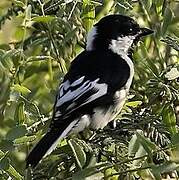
[0, 0, 179, 179]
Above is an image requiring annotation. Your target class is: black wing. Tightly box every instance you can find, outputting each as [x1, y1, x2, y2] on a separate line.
[51, 50, 130, 124]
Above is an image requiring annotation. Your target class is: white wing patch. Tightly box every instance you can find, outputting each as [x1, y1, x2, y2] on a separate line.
[54, 76, 108, 119]
[109, 36, 135, 57]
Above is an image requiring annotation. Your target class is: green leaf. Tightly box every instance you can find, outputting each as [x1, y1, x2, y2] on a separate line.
[161, 7, 173, 36]
[72, 162, 110, 180]
[0, 55, 13, 70]
[104, 167, 119, 179]
[0, 151, 5, 159]
[0, 157, 10, 170]
[32, 16, 56, 23]
[68, 139, 86, 169]
[14, 101, 26, 125]
[6, 125, 27, 140]
[165, 67, 179, 80]
[0, 140, 14, 151]
[7, 165, 23, 179]
[126, 101, 142, 108]
[12, 84, 31, 95]
[128, 134, 140, 157]
[82, 0, 95, 32]
[162, 103, 177, 135]
[25, 5, 32, 21]
[14, 135, 36, 145]
[161, 36, 179, 51]
[152, 161, 178, 175]
[14, 0, 25, 8]
[136, 131, 156, 160]
[140, 0, 152, 12]
[170, 133, 179, 162]
[132, 145, 147, 167]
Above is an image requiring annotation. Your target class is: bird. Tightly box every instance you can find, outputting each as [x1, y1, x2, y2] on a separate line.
[26, 14, 153, 168]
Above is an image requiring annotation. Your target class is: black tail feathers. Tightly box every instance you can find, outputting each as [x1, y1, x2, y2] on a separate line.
[26, 130, 61, 168]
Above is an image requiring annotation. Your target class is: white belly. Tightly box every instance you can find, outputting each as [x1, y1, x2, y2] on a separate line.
[90, 88, 128, 130]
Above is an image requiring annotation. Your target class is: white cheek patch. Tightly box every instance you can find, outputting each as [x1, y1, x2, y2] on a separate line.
[109, 36, 135, 89]
[109, 36, 135, 57]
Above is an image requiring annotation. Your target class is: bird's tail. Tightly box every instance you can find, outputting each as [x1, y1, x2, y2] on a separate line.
[26, 129, 62, 168]
[26, 119, 79, 168]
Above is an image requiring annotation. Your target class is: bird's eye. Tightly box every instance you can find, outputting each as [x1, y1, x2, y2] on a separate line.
[129, 28, 133, 32]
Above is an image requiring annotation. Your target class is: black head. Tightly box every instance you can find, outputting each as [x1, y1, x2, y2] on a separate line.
[86, 14, 153, 52]
[95, 14, 153, 40]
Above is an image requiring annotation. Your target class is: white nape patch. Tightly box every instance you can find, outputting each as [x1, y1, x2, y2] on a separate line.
[44, 120, 78, 157]
[86, 27, 97, 51]
[109, 36, 135, 57]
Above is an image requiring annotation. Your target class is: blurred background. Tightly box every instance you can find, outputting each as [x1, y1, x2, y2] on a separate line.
[0, 0, 178, 179]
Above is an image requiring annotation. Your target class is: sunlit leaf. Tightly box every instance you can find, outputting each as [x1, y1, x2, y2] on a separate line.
[32, 16, 56, 23]
[7, 165, 23, 179]
[162, 103, 177, 135]
[14, 135, 36, 145]
[14, 101, 26, 124]
[165, 68, 179, 80]
[68, 139, 86, 169]
[12, 84, 31, 95]
[126, 101, 142, 108]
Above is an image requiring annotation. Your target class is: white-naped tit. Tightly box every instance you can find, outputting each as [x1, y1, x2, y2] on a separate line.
[26, 14, 153, 168]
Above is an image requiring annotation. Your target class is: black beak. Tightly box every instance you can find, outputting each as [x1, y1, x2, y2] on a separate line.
[139, 28, 154, 37]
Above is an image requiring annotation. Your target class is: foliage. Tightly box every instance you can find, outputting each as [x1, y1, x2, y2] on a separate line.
[0, 0, 179, 179]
